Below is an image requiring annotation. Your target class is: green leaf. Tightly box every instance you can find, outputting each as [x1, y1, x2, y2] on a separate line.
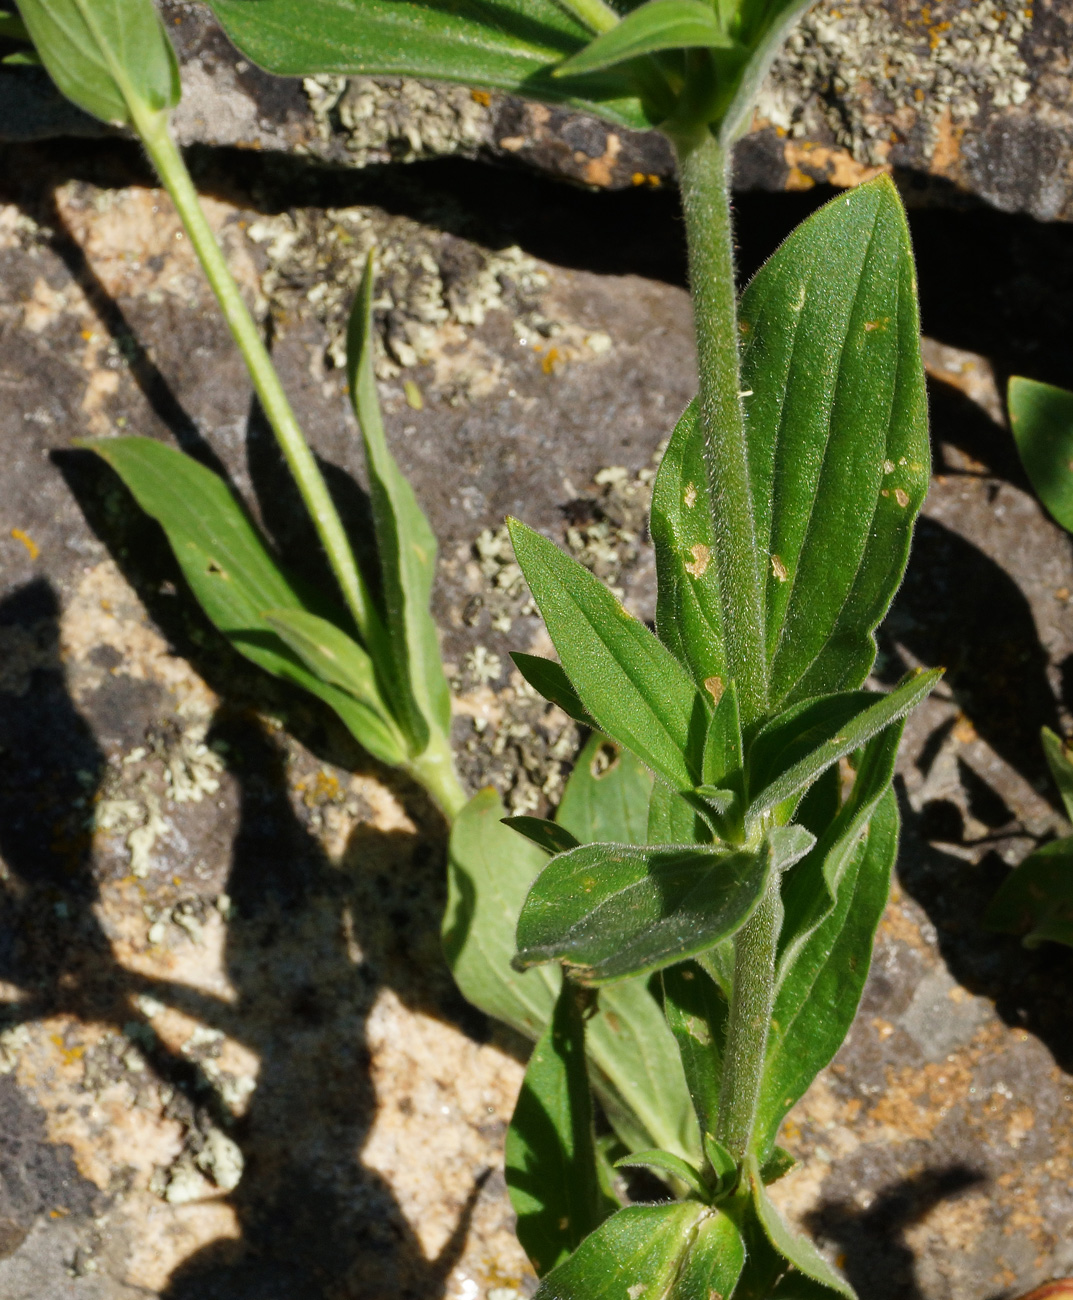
[512, 651, 596, 728]
[984, 837, 1073, 949]
[347, 257, 451, 750]
[532, 1201, 706, 1300]
[504, 816, 582, 856]
[0, 11, 31, 40]
[760, 1147, 796, 1185]
[714, 0, 816, 144]
[1042, 725, 1073, 823]
[556, 733, 654, 847]
[756, 788, 899, 1157]
[506, 979, 616, 1277]
[745, 670, 941, 822]
[651, 399, 727, 692]
[445, 788, 700, 1162]
[647, 780, 712, 847]
[515, 839, 772, 983]
[702, 679, 743, 787]
[444, 787, 560, 1040]
[554, 0, 732, 78]
[509, 517, 706, 790]
[776, 724, 902, 986]
[613, 1148, 708, 1199]
[85, 437, 397, 754]
[661, 960, 728, 1139]
[672, 1207, 746, 1298]
[748, 1157, 854, 1298]
[208, 0, 656, 130]
[739, 177, 930, 708]
[262, 608, 406, 766]
[15, 0, 180, 126]
[1008, 375, 1073, 533]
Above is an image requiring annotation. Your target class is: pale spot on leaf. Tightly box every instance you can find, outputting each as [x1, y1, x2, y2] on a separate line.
[684, 543, 710, 577]
[771, 554, 789, 582]
[894, 488, 910, 507]
[684, 482, 697, 508]
[704, 676, 724, 705]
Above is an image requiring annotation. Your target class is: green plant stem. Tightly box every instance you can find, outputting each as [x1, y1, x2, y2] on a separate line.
[408, 731, 469, 822]
[715, 872, 779, 1161]
[134, 107, 380, 646]
[673, 129, 768, 728]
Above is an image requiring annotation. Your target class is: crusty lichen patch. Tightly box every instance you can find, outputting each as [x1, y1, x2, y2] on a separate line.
[759, 0, 1032, 166]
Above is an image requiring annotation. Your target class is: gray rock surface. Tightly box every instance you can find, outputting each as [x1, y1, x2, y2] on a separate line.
[0, 133, 1072, 1299]
[3, 0, 1073, 219]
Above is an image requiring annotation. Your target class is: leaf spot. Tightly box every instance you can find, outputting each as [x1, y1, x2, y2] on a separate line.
[684, 482, 697, 508]
[882, 459, 896, 474]
[206, 561, 224, 576]
[704, 675, 724, 705]
[771, 554, 789, 582]
[863, 317, 890, 332]
[881, 488, 890, 498]
[558, 1216, 570, 1231]
[791, 283, 806, 312]
[628, 1286, 645, 1300]
[894, 488, 910, 507]
[685, 543, 710, 577]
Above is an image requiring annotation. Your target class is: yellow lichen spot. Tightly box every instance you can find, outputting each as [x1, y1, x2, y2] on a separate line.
[470, 88, 491, 107]
[11, 527, 39, 560]
[541, 347, 561, 375]
[883, 459, 896, 474]
[684, 482, 697, 508]
[704, 675, 724, 705]
[403, 379, 424, 410]
[863, 317, 890, 332]
[631, 172, 646, 186]
[684, 543, 710, 577]
[894, 487, 910, 507]
[771, 554, 788, 582]
[646, 174, 661, 187]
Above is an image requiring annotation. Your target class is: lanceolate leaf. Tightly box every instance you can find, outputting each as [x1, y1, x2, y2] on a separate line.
[554, 0, 732, 78]
[1042, 725, 1073, 823]
[744, 670, 941, 822]
[506, 979, 616, 1277]
[208, 0, 656, 129]
[739, 177, 929, 708]
[1008, 376, 1073, 533]
[15, 0, 180, 126]
[673, 1208, 747, 1299]
[347, 258, 450, 749]
[647, 780, 712, 846]
[263, 608, 406, 766]
[556, 734, 654, 847]
[509, 518, 705, 790]
[984, 838, 1073, 949]
[512, 651, 596, 728]
[504, 816, 582, 857]
[748, 1158, 855, 1298]
[714, 0, 816, 144]
[614, 1148, 708, 1199]
[515, 840, 772, 983]
[651, 399, 726, 690]
[756, 789, 899, 1158]
[532, 1201, 706, 1300]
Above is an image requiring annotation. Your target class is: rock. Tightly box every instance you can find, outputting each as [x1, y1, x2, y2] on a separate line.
[1, 132, 1073, 1299]
[3, 0, 1073, 219]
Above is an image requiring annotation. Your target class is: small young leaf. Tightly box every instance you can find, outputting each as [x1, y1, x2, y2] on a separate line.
[512, 651, 596, 728]
[760, 1147, 797, 1185]
[740, 177, 929, 708]
[15, 0, 180, 126]
[703, 1132, 737, 1183]
[648, 780, 712, 846]
[661, 960, 728, 1138]
[767, 825, 817, 872]
[984, 837, 1073, 949]
[556, 733, 654, 847]
[745, 670, 941, 821]
[504, 816, 582, 857]
[1008, 375, 1073, 533]
[515, 840, 772, 983]
[554, 0, 732, 79]
[748, 1157, 854, 1298]
[1041, 726, 1073, 824]
[715, 0, 816, 144]
[506, 979, 616, 1277]
[756, 789, 899, 1157]
[508, 517, 705, 790]
[613, 1148, 709, 1199]
[650, 399, 726, 690]
[532, 1201, 706, 1300]
[347, 256, 451, 750]
[702, 679, 743, 787]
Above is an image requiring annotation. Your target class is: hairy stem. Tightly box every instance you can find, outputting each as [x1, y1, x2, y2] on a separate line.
[715, 872, 780, 1160]
[673, 130, 768, 727]
[134, 108, 380, 646]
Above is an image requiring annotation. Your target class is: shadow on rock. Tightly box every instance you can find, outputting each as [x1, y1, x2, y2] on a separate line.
[805, 1165, 986, 1300]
